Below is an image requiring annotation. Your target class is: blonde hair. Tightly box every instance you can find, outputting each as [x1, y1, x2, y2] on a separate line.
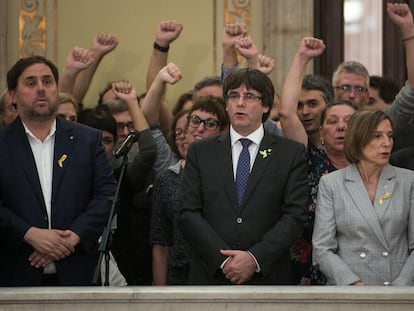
[58, 92, 78, 110]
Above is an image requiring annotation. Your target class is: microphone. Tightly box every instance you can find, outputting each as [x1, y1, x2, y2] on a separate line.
[113, 130, 140, 158]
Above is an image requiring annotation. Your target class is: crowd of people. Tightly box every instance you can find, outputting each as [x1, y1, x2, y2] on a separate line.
[0, 2, 413, 287]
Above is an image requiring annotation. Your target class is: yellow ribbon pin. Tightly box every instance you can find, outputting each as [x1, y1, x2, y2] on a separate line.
[378, 192, 390, 205]
[58, 154, 67, 168]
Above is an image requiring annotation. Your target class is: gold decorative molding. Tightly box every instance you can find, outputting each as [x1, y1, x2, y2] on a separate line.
[19, 0, 47, 57]
[224, 0, 252, 35]
[215, 0, 255, 72]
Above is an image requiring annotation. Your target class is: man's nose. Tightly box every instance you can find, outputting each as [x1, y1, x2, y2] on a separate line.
[121, 126, 130, 137]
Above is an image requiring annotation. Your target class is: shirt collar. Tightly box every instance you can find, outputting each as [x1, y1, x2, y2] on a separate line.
[230, 124, 264, 147]
[22, 119, 57, 142]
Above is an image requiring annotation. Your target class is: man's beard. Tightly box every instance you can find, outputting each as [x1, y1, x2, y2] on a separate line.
[22, 103, 58, 122]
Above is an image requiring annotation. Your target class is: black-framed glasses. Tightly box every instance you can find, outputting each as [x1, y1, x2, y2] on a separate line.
[188, 115, 221, 131]
[116, 122, 134, 132]
[335, 85, 368, 93]
[226, 92, 262, 103]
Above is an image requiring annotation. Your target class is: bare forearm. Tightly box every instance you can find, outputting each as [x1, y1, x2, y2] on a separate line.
[146, 51, 168, 91]
[401, 26, 414, 87]
[142, 75, 166, 125]
[152, 245, 169, 285]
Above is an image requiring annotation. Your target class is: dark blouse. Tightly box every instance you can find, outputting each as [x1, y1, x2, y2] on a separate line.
[290, 141, 337, 285]
[150, 162, 191, 274]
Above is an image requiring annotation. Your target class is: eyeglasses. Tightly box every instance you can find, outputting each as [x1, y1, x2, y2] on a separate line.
[226, 92, 262, 103]
[335, 85, 368, 93]
[175, 128, 186, 140]
[116, 122, 134, 132]
[188, 115, 221, 131]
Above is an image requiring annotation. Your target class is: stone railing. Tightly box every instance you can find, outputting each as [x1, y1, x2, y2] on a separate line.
[1, 286, 414, 310]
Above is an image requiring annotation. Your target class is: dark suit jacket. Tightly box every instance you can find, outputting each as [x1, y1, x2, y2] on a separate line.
[178, 130, 308, 285]
[0, 117, 116, 286]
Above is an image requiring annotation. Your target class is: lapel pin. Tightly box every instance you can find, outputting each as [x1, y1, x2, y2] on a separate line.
[58, 154, 67, 168]
[259, 148, 272, 159]
[378, 192, 390, 205]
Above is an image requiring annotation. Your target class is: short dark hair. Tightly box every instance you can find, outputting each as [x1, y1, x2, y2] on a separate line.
[193, 76, 221, 92]
[188, 95, 229, 131]
[320, 100, 359, 126]
[369, 76, 399, 104]
[78, 106, 117, 140]
[7, 56, 59, 91]
[168, 108, 190, 155]
[344, 109, 393, 163]
[172, 91, 193, 116]
[0, 89, 7, 114]
[223, 68, 274, 122]
[302, 74, 334, 104]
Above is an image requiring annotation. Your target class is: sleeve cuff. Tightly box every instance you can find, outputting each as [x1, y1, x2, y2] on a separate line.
[247, 251, 261, 273]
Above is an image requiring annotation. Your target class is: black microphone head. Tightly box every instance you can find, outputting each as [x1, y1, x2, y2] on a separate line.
[113, 130, 140, 158]
[127, 130, 140, 142]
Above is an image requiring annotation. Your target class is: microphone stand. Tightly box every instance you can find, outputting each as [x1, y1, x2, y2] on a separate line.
[92, 153, 128, 286]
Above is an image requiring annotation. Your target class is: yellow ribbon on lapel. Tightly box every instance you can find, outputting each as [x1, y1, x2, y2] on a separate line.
[58, 154, 67, 168]
[378, 192, 390, 205]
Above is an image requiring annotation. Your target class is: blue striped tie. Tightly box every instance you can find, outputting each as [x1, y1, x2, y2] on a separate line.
[236, 138, 252, 207]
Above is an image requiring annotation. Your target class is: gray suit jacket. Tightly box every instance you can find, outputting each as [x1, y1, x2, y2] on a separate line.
[179, 131, 308, 284]
[312, 163, 414, 285]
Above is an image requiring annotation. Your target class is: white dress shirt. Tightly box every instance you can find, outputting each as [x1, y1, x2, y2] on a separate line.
[23, 120, 56, 273]
[221, 124, 264, 273]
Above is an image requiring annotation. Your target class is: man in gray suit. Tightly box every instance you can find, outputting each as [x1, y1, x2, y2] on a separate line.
[179, 68, 308, 285]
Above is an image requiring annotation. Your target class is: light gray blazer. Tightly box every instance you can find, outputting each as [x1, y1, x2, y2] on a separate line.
[312, 163, 414, 285]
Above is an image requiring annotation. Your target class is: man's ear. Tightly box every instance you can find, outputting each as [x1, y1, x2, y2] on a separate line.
[8, 90, 16, 104]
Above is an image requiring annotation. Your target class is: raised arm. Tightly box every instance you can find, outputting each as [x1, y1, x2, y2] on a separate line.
[255, 54, 276, 76]
[59, 47, 94, 97]
[112, 81, 149, 132]
[387, 3, 414, 87]
[112, 81, 157, 193]
[235, 37, 259, 68]
[222, 23, 247, 68]
[235, 37, 276, 75]
[221, 23, 247, 82]
[146, 20, 183, 90]
[141, 63, 182, 126]
[279, 37, 325, 147]
[72, 33, 118, 103]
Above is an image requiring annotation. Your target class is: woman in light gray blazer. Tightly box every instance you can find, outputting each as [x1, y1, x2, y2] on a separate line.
[312, 110, 414, 286]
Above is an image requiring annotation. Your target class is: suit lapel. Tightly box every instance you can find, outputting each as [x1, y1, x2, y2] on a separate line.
[345, 164, 389, 249]
[5, 118, 45, 209]
[241, 133, 276, 209]
[52, 118, 76, 204]
[372, 164, 395, 220]
[216, 133, 239, 209]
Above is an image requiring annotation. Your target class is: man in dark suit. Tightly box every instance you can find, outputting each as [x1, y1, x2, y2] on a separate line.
[179, 68, 308, 285]
[0, 56, 116, 286]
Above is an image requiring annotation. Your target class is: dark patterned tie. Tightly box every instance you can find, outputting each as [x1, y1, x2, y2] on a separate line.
[235, 138, 252, 207]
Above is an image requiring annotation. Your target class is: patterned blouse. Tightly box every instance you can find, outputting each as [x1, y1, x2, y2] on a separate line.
[150, 161, 191, 280]
[290, 141, 337, 285]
